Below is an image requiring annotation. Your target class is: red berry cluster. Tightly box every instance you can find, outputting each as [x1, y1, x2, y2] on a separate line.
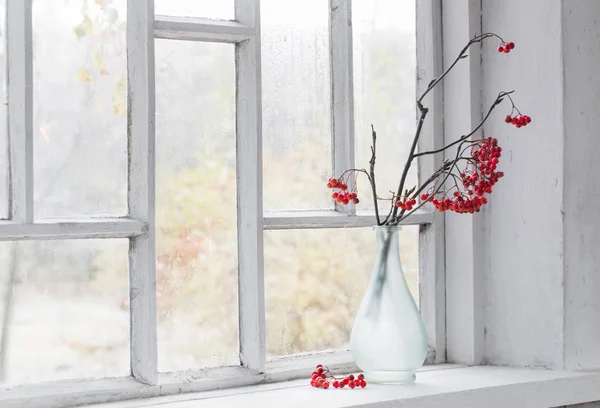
[504, 114, 531, 128]
[310, 364, 367, 389]
[327, 178, 359, 205]
[395, 198, 417, 211]
[497, 41, 515, 53]
[427, 137, 505, 214]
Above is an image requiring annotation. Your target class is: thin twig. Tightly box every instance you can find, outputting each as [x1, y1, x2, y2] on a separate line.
[369, 125, 381, 225]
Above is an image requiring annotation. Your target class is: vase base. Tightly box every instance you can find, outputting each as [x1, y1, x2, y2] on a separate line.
[363, 370, 416, 384]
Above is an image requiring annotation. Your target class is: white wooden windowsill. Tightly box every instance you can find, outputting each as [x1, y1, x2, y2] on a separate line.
[82, 365, 600, 408]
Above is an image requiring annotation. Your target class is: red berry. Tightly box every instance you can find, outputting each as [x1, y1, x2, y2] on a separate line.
[497, 46, 503, 53]
[420, 193, 429, 201]
[348, 374, 355, 380]
[317, 367, 324, 375]
[321, 373, 327, 379]
[339, 382, 346, 388]
[503, 46, 510, 53]
[505, 115, 512, 123]
[342, 198, 350, 205]
[316, 364, 323, 368]
[327, 183, 333, 188]
[330, 179, 337, 186]
[405, 204, 413, 211]
[332, 192, 339, 199]
[508, 41, 515, 49]
[341, 184, 348, 191]
[333, 380, 339, 388]
[323, 381, 330, 389]
[348, 380, 356, 389]
[342, 378, 349, 385]
[357, 374, 364, 380]
[360, 380, 367, 388]
[352, 198, 359, 204]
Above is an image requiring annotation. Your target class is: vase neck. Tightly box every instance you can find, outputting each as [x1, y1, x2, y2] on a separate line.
[374, 227, 401, 252]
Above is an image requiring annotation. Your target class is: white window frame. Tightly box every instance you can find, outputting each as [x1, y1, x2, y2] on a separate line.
[0, 0, 445, 406]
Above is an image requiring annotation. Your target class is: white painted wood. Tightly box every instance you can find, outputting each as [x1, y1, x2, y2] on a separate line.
[127, 0, 158, 385]
[481, 0, 565, 368]
[416, 0, 446, 364]
[235, 0, 266, 373]
[442, 0, 484, 365]
[562, 0, 600, 371]
[9, 366, 600, 408]
[329, 0, 356, 215]
[6, 0, 33, 223]
[154, 16, 254, 43]
[264, 210, 435, 230]
[0, 218, 146, 240]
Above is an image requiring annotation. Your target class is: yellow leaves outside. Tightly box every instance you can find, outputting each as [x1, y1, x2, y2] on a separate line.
[112, 77, 127, 116]
[77, 67, 92, 83]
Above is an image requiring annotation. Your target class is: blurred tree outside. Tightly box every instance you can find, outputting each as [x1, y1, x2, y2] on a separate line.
[0, 0, 419, 385]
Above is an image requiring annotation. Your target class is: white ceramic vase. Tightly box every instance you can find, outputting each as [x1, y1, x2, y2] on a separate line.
[350, 226, 428, 384]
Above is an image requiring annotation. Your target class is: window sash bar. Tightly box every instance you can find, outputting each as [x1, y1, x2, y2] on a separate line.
[417, 0, 446, 364]
[154, 15, 254, 43]
[0, 218, 146, 240]
[235, 0, 266, 372]
[263, 210, 435, 230]
[6, 0, 33, 223]
[127, 0, 158, 385]
[329, 0, 356, 215]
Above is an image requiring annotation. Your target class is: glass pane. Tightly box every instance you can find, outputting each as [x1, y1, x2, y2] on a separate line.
[0, 239, 129, 385]
[155, 40, 238, 372]
[353, 0, 417, 211]
[33, 0, 127, 218]
[0, 0, 6, 219]
[155, 0, 233, 19]
[262, 0, 332, 211]
[265, 226, 419, 359]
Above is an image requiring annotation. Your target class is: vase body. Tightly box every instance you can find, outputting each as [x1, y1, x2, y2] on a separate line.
[350, 226, 428, 384]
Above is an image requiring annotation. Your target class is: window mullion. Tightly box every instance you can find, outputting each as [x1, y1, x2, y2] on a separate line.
[416, 0, 446, 364]
[329, 0, 356, 215]
[6, 0, 33, 223]
[235, 0, 266, 372]
[127, 0, 158, 385]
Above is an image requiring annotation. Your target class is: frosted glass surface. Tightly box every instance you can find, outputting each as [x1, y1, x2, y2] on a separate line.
[353, 0, 417, 212]
[0, 240, 129, 385]
[155, 0, 233, 19]
[262, 0, 332, 210]
[155, 40, 239, 372]
[265, 226, 419, 359]
[33, 0, 127, 218]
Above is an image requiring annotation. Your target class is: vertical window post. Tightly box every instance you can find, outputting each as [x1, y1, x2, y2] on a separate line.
[417, 0, 446, 363]
[329, 0, 356, 215]
[127, 0, 158, 385]
[6, 0, 33, 223]
[235, 0, 266, 372]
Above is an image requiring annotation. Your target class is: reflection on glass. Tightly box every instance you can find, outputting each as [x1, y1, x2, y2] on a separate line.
[265, 226, 419, 359]
[353, 0, 417, 211]
[32, 0, 127, 218]
[0, 240, 129, 385]
[155, 40, 239, 372]
[262, 0, 332, 211]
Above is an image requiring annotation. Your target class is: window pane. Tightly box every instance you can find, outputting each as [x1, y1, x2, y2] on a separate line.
[155, 0, 233, 19]
[262, 0, 332, 211]
[33, 0, 127, 218]
[353, 0, 417, 211]
[265, 226, 419, 359]
[0, 0, 6, 219]
[155, 40, 239, 372]
[0, 239, 129, 385]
